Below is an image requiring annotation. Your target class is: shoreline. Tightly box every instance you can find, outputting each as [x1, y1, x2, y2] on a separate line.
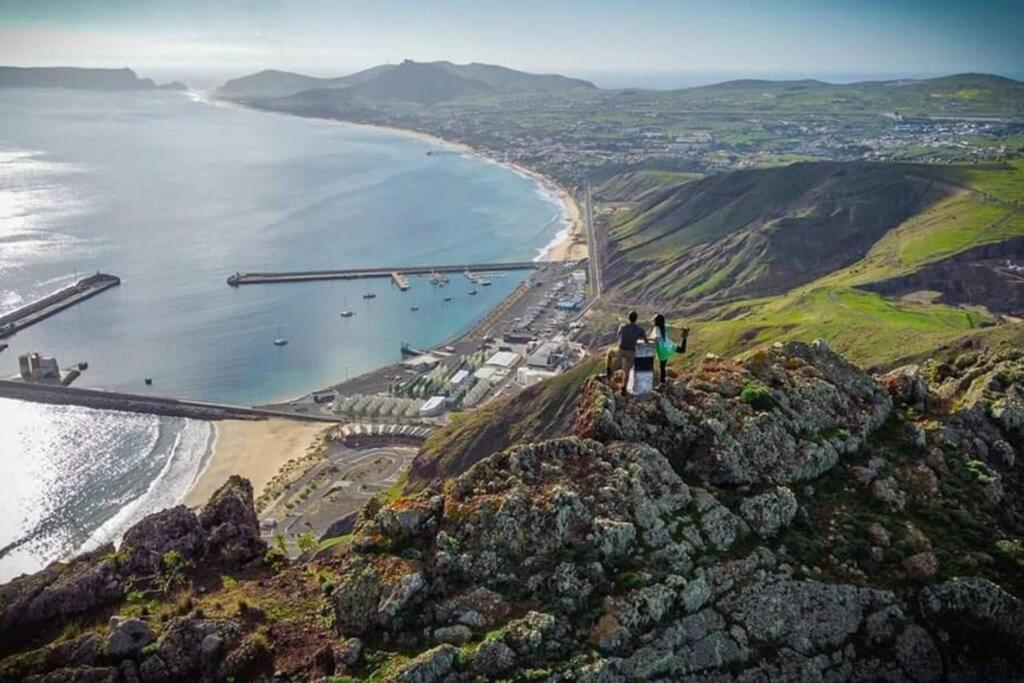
[184, 419, 329, 508]
[337, 120, 587, 262]
[204, 92, 587, 264]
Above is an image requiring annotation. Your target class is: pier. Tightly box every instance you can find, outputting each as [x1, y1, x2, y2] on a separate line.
[0, 379, 342, 423]
[226, 261, 542, 287]
[391, 271, 411, 290]
[0, 273, 120, 339]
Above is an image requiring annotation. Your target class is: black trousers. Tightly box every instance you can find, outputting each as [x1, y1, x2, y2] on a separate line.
[658, 359, 667, 384]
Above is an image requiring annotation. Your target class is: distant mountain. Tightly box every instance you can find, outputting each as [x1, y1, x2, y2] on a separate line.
[218, 60, 595, 103]
[664, 72, 1024, 116]
[0, 67, 166, 90]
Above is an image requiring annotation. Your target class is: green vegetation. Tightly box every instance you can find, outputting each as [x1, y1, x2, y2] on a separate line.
[317, 534, 353, 552]
[591, 160, 1024, 369]
[739, 381, 775, 411]
[159, 550, 193, 594]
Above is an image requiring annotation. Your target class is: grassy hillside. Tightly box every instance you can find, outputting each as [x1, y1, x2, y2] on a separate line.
[639, 161, 1024, 368]
[405, 360, 597, 491]
[604, 162, 956, 307]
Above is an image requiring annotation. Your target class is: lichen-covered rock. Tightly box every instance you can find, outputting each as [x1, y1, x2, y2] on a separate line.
[198, 475, 265, 567]
[139, 617, 241, 682]
[879, 364, 929, 410]
[738, 486, 798, 538]
[576, 341, 891, 485]
[122, 506, 206, 576]
[391, 644, 457, 683]
[471, 639, 516, 676]
[331, 556, 425, 636]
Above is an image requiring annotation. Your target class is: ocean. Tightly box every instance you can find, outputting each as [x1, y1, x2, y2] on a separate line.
[0, 88, 568, 581]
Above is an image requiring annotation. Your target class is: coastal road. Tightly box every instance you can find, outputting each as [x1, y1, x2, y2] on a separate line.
[582, 178, 603, 307]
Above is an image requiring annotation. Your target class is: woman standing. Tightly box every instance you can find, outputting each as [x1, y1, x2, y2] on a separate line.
[651, 314, 674, 387]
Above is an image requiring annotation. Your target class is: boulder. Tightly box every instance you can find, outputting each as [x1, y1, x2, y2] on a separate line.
[391, 644, 457, 683]
[903, 552, 939, 581]
[122, 506, 206, 576]
[471, 639, 516, 676]
[198, 476, 265, 567]
[738, 486, 798, 538]
[879, 364, 928, 410]
[140, 616, 242, 681]
[106, 616, 155, 658]
[331, 556, 425, 636]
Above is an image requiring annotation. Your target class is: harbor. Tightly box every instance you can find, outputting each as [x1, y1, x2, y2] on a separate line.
[0, 273, 120, 339]
[226, 261, 541, 286]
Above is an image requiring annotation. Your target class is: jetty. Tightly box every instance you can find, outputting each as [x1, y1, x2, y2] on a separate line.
[0, 379, 341, 423]
[391, 272, 411, 291]
[226, 261, 542, 287]
[0, 273, 120, 339]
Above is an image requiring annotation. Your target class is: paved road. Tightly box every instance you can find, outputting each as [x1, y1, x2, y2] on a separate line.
[580, 178, 604, 313]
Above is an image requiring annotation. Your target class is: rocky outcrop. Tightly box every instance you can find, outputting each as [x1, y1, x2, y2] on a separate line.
[4, 343, 1024, 682]
[198, 475, 266, 566]
[0, 477, 264, 652]
[577, 340, 892, 485]
[122, 506, 206, 576]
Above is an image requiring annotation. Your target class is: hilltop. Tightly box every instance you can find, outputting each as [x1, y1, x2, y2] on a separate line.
[2, 340, 1023, 681]
[218, 60, 596, 103]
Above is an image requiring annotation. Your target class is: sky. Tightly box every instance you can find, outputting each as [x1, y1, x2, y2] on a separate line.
[1, 0, 1022, 88]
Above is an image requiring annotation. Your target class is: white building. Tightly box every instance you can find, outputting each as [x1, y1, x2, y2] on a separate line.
[517, 367, 558, 387]
[485, 350, 520, 368]
[419, 395, 447, 418]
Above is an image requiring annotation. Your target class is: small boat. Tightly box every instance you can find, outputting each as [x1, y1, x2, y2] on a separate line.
[468, 289, 478, 296]
[362, 292, 376, 299]
[340, 295, 355, 317]
[273, 338, 288, 346]
[410, 306, 420, 311]
[144, 377, 153, 385]
[443, 296, 452, 302]
[480, 279, 492, 286]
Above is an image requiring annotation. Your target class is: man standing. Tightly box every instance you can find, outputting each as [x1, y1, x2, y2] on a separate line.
[606, 310, 648, 396]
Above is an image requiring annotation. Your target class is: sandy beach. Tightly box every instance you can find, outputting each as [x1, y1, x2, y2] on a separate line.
[184, 418, 328, 508]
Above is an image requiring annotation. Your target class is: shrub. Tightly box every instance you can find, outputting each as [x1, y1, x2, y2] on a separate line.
[160, 550, 193, 594]
[740, 381, 775, 411]
[995, 539, 1024, 567]
[297, 532, 318, 557]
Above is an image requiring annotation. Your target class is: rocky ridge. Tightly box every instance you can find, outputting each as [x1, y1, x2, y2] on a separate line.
[2, 342, 1023, 681]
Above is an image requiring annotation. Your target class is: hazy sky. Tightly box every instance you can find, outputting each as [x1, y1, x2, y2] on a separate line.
[1, 0, 1022, 86]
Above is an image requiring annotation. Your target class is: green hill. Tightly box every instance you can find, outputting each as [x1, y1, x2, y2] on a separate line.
[599, 160, 1024, 367]
[605, 162, 953, 307]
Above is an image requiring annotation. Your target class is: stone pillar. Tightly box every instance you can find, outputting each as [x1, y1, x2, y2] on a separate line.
[628, 342, 655, 396]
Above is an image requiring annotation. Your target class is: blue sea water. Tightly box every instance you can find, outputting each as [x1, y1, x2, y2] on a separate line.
[0, 88, 567, 580]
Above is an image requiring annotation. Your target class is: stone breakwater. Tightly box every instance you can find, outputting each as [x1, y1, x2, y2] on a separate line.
[3, 340, 1024, 681]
